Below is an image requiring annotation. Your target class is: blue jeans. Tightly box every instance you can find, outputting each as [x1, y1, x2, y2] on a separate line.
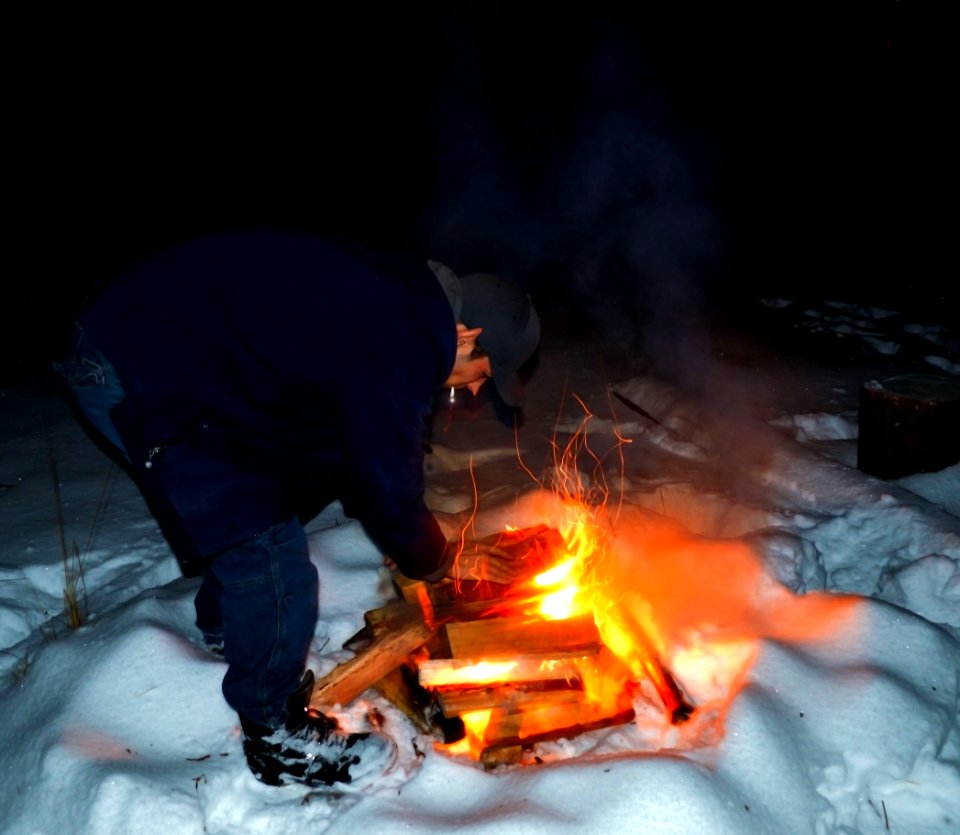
[56, 324, 320, 728]
[203, 516, 319, 727]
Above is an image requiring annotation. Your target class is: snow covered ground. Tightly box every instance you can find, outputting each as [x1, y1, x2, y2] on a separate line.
[1, 294, 958, 834]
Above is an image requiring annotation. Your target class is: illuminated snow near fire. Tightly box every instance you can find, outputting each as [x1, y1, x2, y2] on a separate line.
[1, 300, 958, 834]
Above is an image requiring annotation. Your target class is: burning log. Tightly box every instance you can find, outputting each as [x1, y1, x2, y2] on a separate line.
[363, 600, 422, 637]
[607, 614, 695, 725]
[639, 653, 695, 724]
[419, 654, 590, 689]
[479, 697, 636, 750]
[443, 612, 602, 658]
[436, 682, 583, 716]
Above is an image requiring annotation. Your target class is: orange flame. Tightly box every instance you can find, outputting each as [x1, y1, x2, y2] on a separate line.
[432, 395, 861, 761]
[446, 710, 493, 757]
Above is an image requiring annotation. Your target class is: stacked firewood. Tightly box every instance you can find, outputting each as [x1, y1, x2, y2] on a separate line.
[309, 525, 691, 766]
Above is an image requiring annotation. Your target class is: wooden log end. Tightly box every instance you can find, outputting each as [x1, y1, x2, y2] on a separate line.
[310, 615, 434, 711]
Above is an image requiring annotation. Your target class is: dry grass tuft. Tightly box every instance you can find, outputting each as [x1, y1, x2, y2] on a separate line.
[61, 539, 88, 630]
[47, 444, 90, 630]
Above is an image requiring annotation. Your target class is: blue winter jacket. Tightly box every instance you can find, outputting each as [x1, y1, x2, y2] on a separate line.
[80, 230, 457, 579]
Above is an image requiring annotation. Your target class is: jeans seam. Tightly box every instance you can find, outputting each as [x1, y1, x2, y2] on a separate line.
[260, 530, 288, 722]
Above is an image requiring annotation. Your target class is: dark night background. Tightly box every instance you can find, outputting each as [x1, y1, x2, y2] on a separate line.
[7, 3, 948, 380]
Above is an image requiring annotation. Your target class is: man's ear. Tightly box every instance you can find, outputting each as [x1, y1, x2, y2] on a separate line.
[456, 324, 483, 346]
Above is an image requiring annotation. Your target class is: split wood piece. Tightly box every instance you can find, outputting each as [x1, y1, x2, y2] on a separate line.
[435, 646, 635, 715]
[372, 665, 431, 734]
[362, 596, 509, 659]
[437, 682, 585, 717]
[443, 612, 601, 658]
[393, 574, 431, 606]
[364, 600, 421, 636]
[392, 574, 516, 620]
[310, 610, 434, 711]
[342, 601, 419, 655]
[419, 653, 592, 689]
[479, 696, 635, 751]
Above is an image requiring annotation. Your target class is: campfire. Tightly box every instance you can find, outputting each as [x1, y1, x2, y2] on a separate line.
[306, 401, 845, 766]
[309, 507, 699, 767]
[305, 395, 869, 767]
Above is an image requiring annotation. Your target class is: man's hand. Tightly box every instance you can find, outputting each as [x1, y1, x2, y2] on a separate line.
[383, 539, 523, 583]
[444, 538, 526, 585]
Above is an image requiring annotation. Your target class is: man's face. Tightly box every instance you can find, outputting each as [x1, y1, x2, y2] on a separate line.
[444, 324, 492, 395]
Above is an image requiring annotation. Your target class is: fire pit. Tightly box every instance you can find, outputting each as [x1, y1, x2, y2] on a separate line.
[309, 521, 696, 767]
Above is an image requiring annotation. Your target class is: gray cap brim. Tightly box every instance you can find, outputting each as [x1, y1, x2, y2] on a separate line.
[459, 273, 541, 408]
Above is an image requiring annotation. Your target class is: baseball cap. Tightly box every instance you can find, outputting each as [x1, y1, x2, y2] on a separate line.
[459, 272, 541, 408]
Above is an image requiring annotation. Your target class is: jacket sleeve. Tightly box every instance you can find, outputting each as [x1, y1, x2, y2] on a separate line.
[337, 382, 453, 581]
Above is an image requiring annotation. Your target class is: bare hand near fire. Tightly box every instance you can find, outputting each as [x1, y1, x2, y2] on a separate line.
[444, 539, 525, 585]
[381, 542, 521, 584]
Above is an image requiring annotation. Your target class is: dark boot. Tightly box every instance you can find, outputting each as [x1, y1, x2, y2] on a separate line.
[240, 671, 396, 788]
